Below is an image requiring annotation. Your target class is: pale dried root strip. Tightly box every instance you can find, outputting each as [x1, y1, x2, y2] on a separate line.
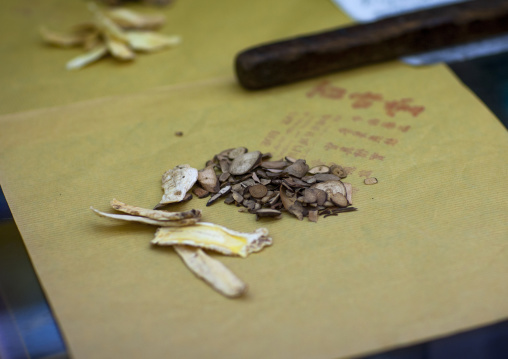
[152, 222, 272, 258]
[126, 32, 180, 52]
[158, 164, 198, 206]
[110, 199, 201, 221]
[106, 8, 166, 30]
[90, 207, 198, 226]
[174, 246, 247, 298]
[66, 45, 108, 70]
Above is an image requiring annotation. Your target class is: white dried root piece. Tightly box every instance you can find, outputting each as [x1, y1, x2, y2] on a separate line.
[151, 222, 272, 258]
[110, 199, 201, 221]
[157, 164, 198, 207]
[90, 207, 198, 226]
[106, 8, 166, 30]
[174, 246, 247, 298]
[126, 31, 181, 52]
[66, 44, 108, 70]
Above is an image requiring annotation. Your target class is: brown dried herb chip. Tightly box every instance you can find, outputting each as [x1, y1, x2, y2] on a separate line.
[229, 151, 261, 175]
[198, 165, 220, 193]
[284, 159, 309, 178]
[249, 184, 268, 199]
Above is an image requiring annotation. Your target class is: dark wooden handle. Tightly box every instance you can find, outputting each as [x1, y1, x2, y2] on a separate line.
[235, 0, 508, 90]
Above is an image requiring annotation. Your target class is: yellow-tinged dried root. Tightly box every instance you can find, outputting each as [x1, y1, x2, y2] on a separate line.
[158, 164, 198, 206]
[106, 8, 166, 30]
[126, 31, 180, 52]
[104, 33, 135, 60]
[110, 199, 201, 221]
[174, 246, 247, 298]
[66, 44, 108, 70]
[90, 207, 198, 226]
[151, 222, 272, 258]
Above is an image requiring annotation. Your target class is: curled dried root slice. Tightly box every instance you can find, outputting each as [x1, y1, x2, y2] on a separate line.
[110, 199, 201, 221]
[174, 246, 247, 298]
[151, 222, 272, 258]
[90, 207, 198, 226]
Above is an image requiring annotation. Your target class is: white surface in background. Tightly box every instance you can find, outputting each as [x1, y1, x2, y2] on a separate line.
[402, 33, 508, 65]
[331, 0, 466, 22]
[330, 0, 508, 65]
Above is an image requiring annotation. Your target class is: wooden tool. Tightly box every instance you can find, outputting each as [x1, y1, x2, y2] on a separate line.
[235, 0, 508, 89]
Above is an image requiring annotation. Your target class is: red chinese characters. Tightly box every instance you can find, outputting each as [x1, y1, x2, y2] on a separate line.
[306, 81, 347, 99]
[305, 81, 426, 119]
[354, 148, 369, 158]
[369, 152, 384, 161]
[385, 98, 425, 117]
[383, 138, 398, 146]
[349, 92, 383, 108]
[324, 142, 338, 151]
[357, 170, 373, 178]
[261, 130, 280, 147]
[340, 146, 354, 155]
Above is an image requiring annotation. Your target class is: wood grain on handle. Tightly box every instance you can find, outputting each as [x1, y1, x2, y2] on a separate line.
[235, 0, 508, 89]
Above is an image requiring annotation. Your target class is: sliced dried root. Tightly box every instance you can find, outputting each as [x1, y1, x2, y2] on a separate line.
[90, 207, 198, 226]
[174, 246, 247, 298]
[126, 32, 180, 52]
[151, 222, 272, 258]
[106, 8, 166, 30]
[104, 33, 135, 60]
[66, 44, 108, 70]
[110, 199, 201, 221]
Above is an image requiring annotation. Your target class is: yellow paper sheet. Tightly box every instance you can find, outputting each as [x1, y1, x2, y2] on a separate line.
[1, 0, 508, 359]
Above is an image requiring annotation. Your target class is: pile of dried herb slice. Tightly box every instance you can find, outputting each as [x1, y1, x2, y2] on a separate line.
[191, 147, 358, 222]
[41, 4, 180, 70]
[92, 147, 365, 298]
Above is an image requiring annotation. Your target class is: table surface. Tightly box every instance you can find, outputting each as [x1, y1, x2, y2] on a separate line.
[0, 50, 507, 359]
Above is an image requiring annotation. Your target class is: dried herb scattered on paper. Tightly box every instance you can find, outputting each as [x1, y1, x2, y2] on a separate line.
[191, 147, 358, 222]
